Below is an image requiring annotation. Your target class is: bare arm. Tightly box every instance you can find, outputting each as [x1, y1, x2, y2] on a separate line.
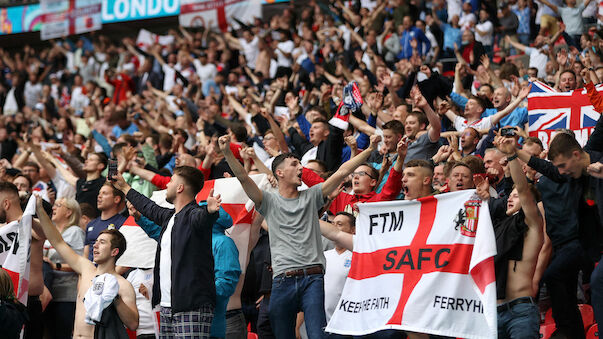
[115, 278, 139, 330]
[219, 135, 263, 206]
[319, 220, 353, 251]
[540, 0, 559, 13]
[35, 196, 93, 274]
[322, 135, 381, 197]
[505, 35, 527, 53]
[349, 115, 377, 135]
[490, 84, 531, 126]
[414, 92, 441, 142]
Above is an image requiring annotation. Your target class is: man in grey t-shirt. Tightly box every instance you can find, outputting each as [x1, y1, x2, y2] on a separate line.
[219, 134, 381, 339]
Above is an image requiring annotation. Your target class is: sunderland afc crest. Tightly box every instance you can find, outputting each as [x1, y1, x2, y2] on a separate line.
[453, 197, 481, 237]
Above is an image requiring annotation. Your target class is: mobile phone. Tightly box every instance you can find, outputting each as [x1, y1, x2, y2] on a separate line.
[500, 127, 516, 137]
[108, 158, 118, 180]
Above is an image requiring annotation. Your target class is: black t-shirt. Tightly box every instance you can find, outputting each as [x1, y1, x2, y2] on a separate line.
[76, 177, 105, 213]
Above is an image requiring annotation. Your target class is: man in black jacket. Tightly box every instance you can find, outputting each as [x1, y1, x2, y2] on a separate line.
[111, 166, 222, 338]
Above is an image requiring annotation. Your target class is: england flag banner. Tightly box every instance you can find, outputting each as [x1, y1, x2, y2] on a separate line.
[327, 190, 497, 338]
[1, 194, 35, 304]
[40, 0, 102, 40]
[528, 80, 602, 147]
[118, 174, 271, 270]
[179, 0, 262, 32]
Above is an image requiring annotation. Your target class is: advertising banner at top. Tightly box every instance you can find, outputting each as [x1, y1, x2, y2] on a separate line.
[40, 0, 102, 40]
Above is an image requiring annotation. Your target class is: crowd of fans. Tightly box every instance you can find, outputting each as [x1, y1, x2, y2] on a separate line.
[1, 0, 603, 337]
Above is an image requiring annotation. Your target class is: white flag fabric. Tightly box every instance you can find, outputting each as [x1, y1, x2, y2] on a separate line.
[1, 195, 35, 304]
[40, 0, 102, 40]
[179, 0, 262, 31]
[135, 29, 175, 52]
[327, 190, 497, 339]
[118, 174, 272, 270]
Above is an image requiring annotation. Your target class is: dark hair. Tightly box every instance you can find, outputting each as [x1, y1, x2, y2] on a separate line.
[271, 153, 300, 176]
[103, 182, 126, 204]
[112, 142, 128, 157]
[405, 159, 434, 175]
[93, 152, 108, 171]
[382, 120, 404, 135]
[523, 136, 544, 150]
[121, 134, 139, 147]
[23, 161, 40, 172]
[560, 69, 577, 80]
[230, 123, 248, 142]
[99, 229, 127, 261]
[159, 133, 173, 150]
[469, 95, 488, 111]
[80, 202, 100, 219]
[478, 83, 494, 93]
[499, 62, 519, 80]
[13, 174, 32, 190]
[335, 211, 356, 228]
[357, 163, 379, 181]
[461, 155, 486, 175]
[307, 159, 327, 173]
[173, 166, 205, 195]
[407, 111, 429, 129]
[307, 106, 328, 120]
[548, 132, 582, 161]
[0, 181, 19, 197]
[451, 162, 473, 174]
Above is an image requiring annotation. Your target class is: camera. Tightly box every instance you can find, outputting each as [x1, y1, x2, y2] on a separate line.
[500, 127, 516, 137]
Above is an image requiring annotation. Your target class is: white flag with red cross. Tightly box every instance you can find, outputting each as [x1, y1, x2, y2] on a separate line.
[117, 174, 271, 270]
[326, 190, 497, 338]
[40, 0, 102, 40]
[0, 195, 35, 305]
[179, 0, 262, 32]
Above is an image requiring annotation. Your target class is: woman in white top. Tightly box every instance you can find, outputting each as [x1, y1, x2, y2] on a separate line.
[42, 198, 85, 339]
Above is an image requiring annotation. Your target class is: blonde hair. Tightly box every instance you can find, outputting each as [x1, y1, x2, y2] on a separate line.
[0, 269, 16, 301]
[58, 198, 82, 229]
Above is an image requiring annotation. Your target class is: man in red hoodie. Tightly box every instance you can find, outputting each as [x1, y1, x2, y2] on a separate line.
[303, 136, 407, 215]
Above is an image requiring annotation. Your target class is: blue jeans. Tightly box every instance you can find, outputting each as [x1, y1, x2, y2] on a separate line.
[497, 299, 540, 339]
[269, 273, 326, 339]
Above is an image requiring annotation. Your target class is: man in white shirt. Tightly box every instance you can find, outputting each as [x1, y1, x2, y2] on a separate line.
[274, 30, 295, 68]
[324, 212, 355, 322]
[193, 51, 217, 85]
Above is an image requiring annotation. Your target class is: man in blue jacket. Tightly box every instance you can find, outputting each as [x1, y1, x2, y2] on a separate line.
[397, 16, 432, 60]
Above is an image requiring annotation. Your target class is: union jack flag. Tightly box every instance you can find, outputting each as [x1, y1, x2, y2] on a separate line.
[528, 81, 601, 147]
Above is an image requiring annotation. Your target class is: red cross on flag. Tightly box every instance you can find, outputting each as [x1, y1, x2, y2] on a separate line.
[1, 195, 35, 305]
[179, 0, 262, 32]
[326, 190, 497, 338]
[40, 0, 102, 40]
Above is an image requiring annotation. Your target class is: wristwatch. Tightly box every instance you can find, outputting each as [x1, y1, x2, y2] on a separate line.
[507, 154, 519, 162]
[55, 262, 62, 271]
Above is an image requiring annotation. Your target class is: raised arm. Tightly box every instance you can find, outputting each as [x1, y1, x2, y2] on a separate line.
[490, 84, 531, 126]
[35, 195, 93, 274]
[540, 0, 559, 15]
[496, 136, 542, 228]
[322, 134, 381, 197]
[218, 135, 263, 206]
[319, 219, 353, 251]
[414, 91, 441, 142]
[505, 35, 527, 53]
